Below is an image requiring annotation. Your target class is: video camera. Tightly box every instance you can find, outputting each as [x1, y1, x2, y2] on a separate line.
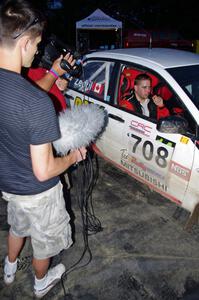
[34, 35, 83, 78]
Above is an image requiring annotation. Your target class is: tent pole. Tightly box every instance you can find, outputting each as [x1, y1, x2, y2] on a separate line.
[120, 28, 123, 48]
[76, 28, 78, 51]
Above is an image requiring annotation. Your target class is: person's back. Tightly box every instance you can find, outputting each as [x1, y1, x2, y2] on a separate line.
[0, 1, 86, 298]
[0, 68, 59, 194]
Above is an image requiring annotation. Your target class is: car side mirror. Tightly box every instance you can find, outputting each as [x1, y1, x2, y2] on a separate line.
[157, 115, 188, 134]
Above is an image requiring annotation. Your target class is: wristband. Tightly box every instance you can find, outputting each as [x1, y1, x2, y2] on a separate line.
[49, 68, 59, 79]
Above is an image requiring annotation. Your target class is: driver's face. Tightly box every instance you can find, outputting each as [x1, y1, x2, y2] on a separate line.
[134, 79, 152, 101]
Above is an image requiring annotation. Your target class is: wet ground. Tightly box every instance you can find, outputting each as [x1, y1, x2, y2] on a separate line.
[1, 155, 199, 299]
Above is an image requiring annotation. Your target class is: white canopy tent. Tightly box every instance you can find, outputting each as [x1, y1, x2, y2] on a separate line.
[76, 9, 123, 52]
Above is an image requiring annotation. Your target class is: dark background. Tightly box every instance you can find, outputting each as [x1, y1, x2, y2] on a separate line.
[35, 0, 199, 47]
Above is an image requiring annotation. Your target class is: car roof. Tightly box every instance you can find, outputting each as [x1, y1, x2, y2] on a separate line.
[86, 48, 199, 69]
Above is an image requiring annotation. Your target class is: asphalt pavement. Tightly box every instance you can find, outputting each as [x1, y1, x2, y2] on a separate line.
[1, 155, 199, 300]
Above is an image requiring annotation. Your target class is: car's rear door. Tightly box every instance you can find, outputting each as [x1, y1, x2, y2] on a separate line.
[65, 58, 128, 162]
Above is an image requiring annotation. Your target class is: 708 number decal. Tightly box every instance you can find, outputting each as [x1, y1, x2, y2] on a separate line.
[129, 133, 169, 168]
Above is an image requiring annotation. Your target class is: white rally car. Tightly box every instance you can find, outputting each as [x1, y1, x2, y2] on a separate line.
[66, 48, 199, 224]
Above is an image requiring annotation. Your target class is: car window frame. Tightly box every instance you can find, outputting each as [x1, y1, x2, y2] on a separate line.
[68, 58, 117, 103]
[113, 60, 197, 136]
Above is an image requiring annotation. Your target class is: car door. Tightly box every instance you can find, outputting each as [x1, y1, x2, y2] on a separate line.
[116, 63, 196, 206]
[120, 110, 176, 197]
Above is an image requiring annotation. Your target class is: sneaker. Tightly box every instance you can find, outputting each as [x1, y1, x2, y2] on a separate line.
[34, 263, 66, 298]
[4, 256, 18, 285]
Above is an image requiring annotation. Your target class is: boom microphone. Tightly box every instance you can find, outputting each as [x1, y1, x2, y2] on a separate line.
[53, 104, 108, 155]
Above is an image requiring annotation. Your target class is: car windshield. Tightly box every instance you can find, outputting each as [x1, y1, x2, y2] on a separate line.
[167, 65, 199, 110]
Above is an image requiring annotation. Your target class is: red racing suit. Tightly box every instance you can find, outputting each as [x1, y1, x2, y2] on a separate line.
[120, 94, 170, 120]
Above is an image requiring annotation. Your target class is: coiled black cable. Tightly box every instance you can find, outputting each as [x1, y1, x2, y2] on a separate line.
[60, 148, 103, 299]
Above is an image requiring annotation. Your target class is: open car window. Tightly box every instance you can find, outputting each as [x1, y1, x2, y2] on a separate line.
[116, 64, 196, 134]
[117, 66, 159, 108]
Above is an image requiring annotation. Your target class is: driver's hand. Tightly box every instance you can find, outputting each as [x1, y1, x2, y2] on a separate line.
[152, 95, 164, 107]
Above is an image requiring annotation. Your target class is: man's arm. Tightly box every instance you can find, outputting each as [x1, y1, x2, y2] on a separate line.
[34, 53, 75, 92]
[30, 143, 86, 182]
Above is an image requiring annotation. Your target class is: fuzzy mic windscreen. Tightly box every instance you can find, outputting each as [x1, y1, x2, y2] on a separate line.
[53, 104, 108, 156]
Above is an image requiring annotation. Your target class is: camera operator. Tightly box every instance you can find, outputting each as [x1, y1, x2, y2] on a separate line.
[0, 0, 87, 298]
[26, 51, 74, 112]
[25, 35, 82, 113]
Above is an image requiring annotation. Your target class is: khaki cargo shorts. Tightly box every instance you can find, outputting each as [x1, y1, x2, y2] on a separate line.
[2, 181, 72, 259]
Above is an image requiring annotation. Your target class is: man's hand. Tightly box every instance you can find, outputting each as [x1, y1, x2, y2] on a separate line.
[30, 144, 87, 182]
[152, 95, 164, 107]
[51, 53, 76, 77]
[56, 77, 68, 91]
[70, 147, 87, 164]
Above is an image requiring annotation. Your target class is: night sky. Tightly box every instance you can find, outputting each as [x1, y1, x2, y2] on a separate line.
[37, 0, 199, 46]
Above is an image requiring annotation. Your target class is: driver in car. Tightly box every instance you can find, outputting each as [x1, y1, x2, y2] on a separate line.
[121, 73, 170, 120]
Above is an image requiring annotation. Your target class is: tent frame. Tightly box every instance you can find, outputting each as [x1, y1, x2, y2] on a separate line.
[76, 9, 122, 52]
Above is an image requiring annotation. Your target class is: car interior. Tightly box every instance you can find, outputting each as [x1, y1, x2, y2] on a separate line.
[117, 66, 196, 135]
[118, 67, 172, 110]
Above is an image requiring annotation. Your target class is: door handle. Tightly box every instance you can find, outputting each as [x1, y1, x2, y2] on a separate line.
[108, 113, 125, 123]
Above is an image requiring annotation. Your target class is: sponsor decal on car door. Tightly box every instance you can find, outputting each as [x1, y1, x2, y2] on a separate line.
[121, 113, 194, 205]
